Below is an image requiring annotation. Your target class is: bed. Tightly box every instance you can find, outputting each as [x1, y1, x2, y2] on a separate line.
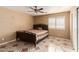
[16, 24, 48, 46]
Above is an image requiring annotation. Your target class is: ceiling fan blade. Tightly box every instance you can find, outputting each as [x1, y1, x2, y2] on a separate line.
[38, 8, 43, 10]
[29, 7, 34, 10]
[38, 10, 46, 13]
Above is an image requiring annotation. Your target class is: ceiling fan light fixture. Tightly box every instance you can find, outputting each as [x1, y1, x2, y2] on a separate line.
[27, 6, 46, 14]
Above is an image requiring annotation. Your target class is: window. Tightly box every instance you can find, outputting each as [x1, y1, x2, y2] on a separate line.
[56, 16, 65, 29]
[48, 17, 55, 28]
[49, 16, 65, 30]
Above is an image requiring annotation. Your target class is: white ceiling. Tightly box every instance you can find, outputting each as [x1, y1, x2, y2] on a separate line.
[3, 6, 73, 16]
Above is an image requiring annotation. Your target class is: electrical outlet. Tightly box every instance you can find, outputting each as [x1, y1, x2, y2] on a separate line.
[2, 38, 5, 41]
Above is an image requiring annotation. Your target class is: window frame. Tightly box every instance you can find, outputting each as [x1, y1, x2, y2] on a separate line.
[48, 16, 65, 30]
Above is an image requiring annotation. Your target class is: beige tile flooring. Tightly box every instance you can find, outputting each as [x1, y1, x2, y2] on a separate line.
[0, 36, 75, 52]
[30, 37, 75, 52]
[48, 37, 74, 52]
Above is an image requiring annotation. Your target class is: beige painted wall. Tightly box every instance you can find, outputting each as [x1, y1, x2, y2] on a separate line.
[34, 12, 70, 39]
[34, 15, 48, 25]
[0, 7, 34, 44]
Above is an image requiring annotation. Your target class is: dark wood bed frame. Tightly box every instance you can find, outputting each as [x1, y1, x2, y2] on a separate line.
[16, 24, 48, 46]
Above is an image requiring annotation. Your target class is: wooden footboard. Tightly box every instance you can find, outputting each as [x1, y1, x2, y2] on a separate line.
[16, 31, 36, 44]
[16, 31, 48, 46]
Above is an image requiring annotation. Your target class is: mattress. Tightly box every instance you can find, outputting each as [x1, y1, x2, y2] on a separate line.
[28, 29, 48, 40]
[36, 33, 48, 40]
[28, 29, 48, 36]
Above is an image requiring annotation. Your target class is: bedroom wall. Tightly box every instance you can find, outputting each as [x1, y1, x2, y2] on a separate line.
[49, 12, 70, 39]
[34, 12, 70, 39]
[0, 7, 34, 44]
[34, 15, 48, 25]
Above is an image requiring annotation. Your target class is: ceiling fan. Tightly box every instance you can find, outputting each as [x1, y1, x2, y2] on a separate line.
[28, 6, 46, 13]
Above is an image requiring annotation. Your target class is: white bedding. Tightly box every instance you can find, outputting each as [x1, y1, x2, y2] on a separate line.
[28, 29, 48, 36]
[28, 29, 48, 40]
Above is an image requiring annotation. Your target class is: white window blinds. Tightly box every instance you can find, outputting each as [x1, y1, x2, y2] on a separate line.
[48, 17, 55, 28]
[49, 16, 65, 30]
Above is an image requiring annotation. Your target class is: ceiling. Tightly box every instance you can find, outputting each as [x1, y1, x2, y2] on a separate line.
[3, 6, 73, 16]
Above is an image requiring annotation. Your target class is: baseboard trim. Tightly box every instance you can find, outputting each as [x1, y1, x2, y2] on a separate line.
[0, 39, 16, 46]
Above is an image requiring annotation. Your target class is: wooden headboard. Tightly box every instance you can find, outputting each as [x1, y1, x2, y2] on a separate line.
[33, 24, 48, 30]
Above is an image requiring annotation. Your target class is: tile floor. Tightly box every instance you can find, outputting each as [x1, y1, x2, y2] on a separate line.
[0, 36, 75, 52]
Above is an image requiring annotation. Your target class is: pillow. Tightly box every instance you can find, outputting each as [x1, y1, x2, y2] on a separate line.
[38, 27, 42, 30]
